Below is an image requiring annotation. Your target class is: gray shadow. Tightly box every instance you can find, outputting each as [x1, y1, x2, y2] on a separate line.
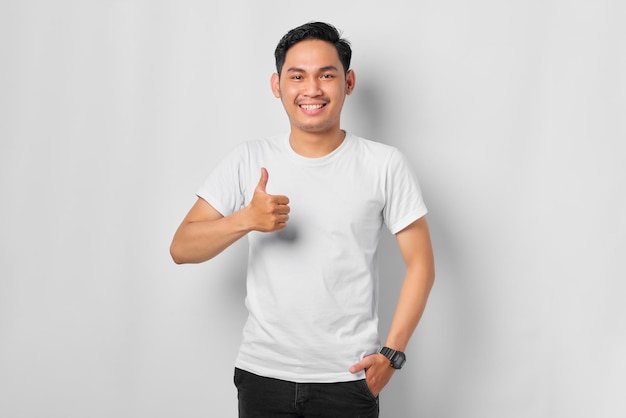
[344, 81, 386, 140]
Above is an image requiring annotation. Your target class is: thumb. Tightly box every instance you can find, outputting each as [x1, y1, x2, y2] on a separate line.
[256, 167, 269, 193]
[349, 359, 367, 374]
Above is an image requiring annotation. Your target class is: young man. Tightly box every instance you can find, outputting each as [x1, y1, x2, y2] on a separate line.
[170, 21, 435, 418]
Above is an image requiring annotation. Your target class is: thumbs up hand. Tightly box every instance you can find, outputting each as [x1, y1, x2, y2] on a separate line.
[245, 168, 290, 232]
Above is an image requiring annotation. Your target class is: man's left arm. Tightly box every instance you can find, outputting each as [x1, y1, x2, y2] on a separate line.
[349, 216, 435, 396]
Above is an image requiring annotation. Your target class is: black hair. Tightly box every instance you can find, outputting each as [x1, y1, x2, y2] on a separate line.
[274, 21, 352, 76]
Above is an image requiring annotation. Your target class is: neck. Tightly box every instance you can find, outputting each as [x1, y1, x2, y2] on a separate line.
[289, 130, 346, 158]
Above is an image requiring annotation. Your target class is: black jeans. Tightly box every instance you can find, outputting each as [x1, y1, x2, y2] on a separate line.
[234, 368, 379, 418]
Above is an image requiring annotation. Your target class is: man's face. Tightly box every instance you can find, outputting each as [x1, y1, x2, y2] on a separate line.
[271, 39, 355, 136]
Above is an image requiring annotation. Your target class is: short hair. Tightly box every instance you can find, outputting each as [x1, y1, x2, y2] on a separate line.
[274, 21, 352, 76]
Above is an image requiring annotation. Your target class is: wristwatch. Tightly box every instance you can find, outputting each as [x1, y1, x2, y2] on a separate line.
[378, 346, 406, 370]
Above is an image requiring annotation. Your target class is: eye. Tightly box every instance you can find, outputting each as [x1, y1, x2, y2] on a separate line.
[291, 74, 303, 80]
[321, 73, 334, 79]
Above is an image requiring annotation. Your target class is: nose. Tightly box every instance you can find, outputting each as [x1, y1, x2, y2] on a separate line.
[303, 77, 322, 97]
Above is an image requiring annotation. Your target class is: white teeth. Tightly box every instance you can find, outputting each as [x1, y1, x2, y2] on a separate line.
[300, 104, 324, 110]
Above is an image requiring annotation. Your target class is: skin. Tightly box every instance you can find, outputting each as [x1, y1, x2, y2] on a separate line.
[170, 38, 435, 397]
[271, 39, 355, 157]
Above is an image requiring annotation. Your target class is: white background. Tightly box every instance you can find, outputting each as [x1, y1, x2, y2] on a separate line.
[1, 1, 625, 417]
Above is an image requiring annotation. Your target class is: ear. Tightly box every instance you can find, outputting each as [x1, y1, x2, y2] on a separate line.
[345, 69, 356, 95]
[271, 73, 281, 98]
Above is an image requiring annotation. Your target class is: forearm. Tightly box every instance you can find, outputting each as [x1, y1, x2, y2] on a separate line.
[384, 263, 434, 351]
[350, 262, 434, 396]
[170, 176, 290, 265]
[170, 209, 251, 264]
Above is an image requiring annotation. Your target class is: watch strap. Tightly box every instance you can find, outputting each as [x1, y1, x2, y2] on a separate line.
[378, 346, 406, 369]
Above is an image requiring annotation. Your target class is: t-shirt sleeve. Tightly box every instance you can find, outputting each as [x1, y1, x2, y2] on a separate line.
[383, 148, 428, 234]
[195, 144, 249, 217]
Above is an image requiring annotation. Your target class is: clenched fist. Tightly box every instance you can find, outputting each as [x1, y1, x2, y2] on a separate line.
[245, 168, 290, 232]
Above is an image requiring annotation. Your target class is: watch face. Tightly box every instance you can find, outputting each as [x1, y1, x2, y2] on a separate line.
[392, 352, 406, 369]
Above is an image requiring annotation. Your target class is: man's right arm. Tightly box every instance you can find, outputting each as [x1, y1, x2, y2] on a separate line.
[169, 168, 289, 264]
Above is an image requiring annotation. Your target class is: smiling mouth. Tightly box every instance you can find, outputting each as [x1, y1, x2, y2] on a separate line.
[299, 104, 325, 110]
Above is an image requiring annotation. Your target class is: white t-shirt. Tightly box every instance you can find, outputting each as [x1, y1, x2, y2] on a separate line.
[197, 132, 427, 383]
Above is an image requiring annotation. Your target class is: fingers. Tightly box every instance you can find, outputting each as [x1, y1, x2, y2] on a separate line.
[349, 358, 368, 374]
[272, 196, 290, 210]
[349, 364, 363, 374]
[269, 197, 290, 226]
[350, 354, 394, 397]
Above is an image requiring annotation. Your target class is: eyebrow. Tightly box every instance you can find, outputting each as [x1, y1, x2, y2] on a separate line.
[285, 65, 340, 73]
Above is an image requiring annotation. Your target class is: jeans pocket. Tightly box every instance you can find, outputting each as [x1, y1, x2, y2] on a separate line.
[358, 379, 379, 401]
